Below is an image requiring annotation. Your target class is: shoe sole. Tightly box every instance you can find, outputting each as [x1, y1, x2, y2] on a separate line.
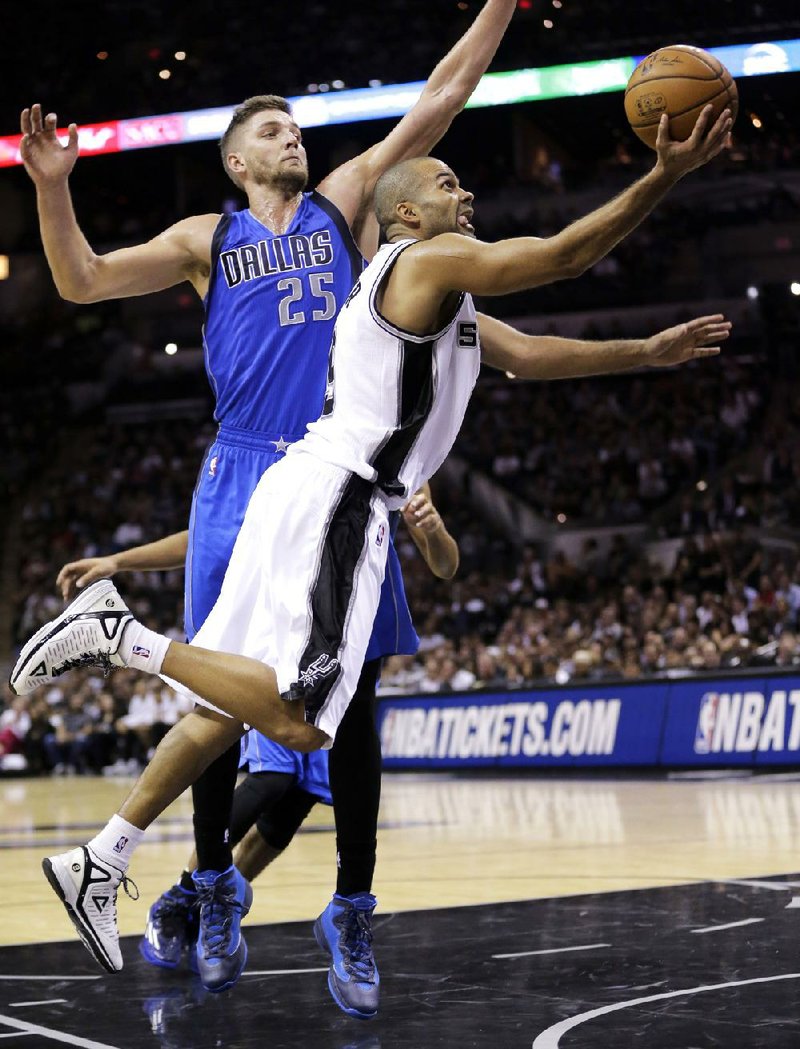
[42, 857, 119, 975]
[138, 938, 179, 970]
[314, 918, 377, 1021]
[10, 580, 120, 694]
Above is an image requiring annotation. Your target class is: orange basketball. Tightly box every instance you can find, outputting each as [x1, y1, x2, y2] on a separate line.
[624, 44, 738, 149]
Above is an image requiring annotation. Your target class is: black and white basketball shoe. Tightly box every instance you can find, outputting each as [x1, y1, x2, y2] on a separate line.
[9, 579, 132, 695]
[42, 844, 138, 973]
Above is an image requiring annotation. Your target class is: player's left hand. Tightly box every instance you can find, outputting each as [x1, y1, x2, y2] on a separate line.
[642, 314, 731, 368]
[654, 104, 733, 180]
[402, 489, 443, 534]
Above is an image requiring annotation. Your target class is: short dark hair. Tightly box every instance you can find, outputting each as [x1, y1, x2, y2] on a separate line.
[373, 157, 431, 233]
[219, 94, 292, 187]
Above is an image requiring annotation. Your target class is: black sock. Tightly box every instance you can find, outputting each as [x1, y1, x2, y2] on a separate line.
[191, 741, 240, 872]
[179, 869, 195, 892]
[335, 841, 377, 898]
[329, 660, 381, 897]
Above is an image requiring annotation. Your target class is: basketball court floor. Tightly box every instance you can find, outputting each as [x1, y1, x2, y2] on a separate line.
[1, 770, 799, 1047]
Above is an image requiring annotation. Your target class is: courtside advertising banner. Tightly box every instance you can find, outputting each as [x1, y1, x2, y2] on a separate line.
[377, 674, 800, 769]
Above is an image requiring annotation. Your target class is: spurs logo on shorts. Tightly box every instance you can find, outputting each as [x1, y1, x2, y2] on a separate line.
[299, 654, 341, 688]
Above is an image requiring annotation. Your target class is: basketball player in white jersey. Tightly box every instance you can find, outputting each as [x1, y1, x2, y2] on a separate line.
[12, 103, 733, 985]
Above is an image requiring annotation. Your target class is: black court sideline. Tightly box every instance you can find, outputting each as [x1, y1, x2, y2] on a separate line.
[0, 877, 798, 1049]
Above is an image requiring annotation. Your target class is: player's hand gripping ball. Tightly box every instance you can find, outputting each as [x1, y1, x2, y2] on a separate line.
[624, 44, 738, 149]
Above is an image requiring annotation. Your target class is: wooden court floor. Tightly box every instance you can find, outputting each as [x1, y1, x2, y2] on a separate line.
[2, 769, 800, 948]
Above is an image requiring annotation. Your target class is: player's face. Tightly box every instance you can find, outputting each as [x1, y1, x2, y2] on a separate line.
[235, 110, 309, 192]
[418, 163, 475, 238]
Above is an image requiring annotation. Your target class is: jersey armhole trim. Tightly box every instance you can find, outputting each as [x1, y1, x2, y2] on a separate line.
[204, 213, 233, 311]
[369, 241, 466, 345]
[310, 190, 366, 286]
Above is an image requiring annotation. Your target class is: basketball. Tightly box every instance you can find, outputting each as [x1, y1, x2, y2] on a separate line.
[624, 44, 738, 149]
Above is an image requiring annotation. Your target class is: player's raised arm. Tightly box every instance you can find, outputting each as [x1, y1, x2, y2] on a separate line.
[476, 312, 732, 380]
[317, 0, 516, 238]
[20, 105, 216, 302]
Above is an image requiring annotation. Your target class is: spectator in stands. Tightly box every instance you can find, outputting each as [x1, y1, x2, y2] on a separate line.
[43, 692, 94, 774]
[0, 694, 31, 759]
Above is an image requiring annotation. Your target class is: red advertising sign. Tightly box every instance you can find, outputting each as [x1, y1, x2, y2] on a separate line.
[0, 122, 120, 168]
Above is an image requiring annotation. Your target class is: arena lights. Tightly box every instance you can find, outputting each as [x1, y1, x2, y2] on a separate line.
[1, 35, 799, 168]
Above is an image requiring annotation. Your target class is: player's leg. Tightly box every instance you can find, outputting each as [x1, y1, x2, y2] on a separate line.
[231, 776, 315, 879]
[142, 442, 278, 981]
[233, 825, 282, 881]
[140, 741, 242, 973]
[314, 659, 382, 1020]
[42, 706, 243, 974]
[10, 578, 326, 747]
[330, 659, 382, 896]
[234, 785, 319, 881]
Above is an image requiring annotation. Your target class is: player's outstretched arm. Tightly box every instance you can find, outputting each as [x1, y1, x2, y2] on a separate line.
[401, 484, 459, 580]
[400, 106, 732, 303]
[56, 531, 189, 600]
[477, 312, 731, 379]
[20, 104, 217, 302]
[318, 0, 516, 237]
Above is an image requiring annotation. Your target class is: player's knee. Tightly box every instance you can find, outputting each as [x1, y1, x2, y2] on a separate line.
[248, 706, 327, 752]
[279, 722, 329, 752]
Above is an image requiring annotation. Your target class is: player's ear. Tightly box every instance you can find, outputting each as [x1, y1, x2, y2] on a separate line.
[397, 200, 420, 228]
[227, 151, 246, 177]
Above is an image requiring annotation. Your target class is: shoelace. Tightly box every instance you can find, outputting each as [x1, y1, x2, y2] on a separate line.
[122, 874, 140, 901]
[196, 882, 246, 958]
[337, 907, 376, 982]
[154, 890, 195, 938]
[53, 652, 114, 678]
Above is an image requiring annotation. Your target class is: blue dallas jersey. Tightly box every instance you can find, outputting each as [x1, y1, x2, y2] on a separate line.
[203, 192, 363, 434]
[198, 193, 419, 784]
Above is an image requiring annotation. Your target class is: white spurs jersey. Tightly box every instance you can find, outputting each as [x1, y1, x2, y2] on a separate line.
[296, 238, 481, 509]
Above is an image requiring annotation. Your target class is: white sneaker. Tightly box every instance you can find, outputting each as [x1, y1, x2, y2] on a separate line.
[42, 845, 137, 973]
[10, 580, 132, 696]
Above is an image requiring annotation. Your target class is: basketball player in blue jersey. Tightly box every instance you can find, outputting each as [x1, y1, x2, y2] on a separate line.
[13, 103, 734, 1008]
[19, 0, 518, 1008]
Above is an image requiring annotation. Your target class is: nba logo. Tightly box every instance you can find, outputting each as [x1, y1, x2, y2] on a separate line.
[209, 455, 218, 477]
[694, 692, 719, 754]
[375, 523, 385, 547]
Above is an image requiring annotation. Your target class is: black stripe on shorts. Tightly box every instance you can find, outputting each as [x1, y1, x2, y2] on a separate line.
[286, 473, 375, 724]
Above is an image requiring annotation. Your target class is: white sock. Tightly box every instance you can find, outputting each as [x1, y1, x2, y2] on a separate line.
[87, 814, 145, 871]
[118, 621, 171, 675]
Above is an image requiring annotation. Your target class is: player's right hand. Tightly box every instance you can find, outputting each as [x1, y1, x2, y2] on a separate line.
[56, 556, 120, 601]
[20, 104, 79, 184]
[654, 104, 732, 180]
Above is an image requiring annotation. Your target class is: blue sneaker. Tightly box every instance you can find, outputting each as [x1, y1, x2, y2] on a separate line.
[192, 866, 253, 993]
[139, 883, 199, 969]
[313, 893, 379, 1020]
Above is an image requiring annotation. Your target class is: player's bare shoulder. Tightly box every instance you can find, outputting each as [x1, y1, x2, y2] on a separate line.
[396, 233, 484, 290]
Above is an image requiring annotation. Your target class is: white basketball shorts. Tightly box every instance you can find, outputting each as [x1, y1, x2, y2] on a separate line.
[174, 450, 389, 745]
